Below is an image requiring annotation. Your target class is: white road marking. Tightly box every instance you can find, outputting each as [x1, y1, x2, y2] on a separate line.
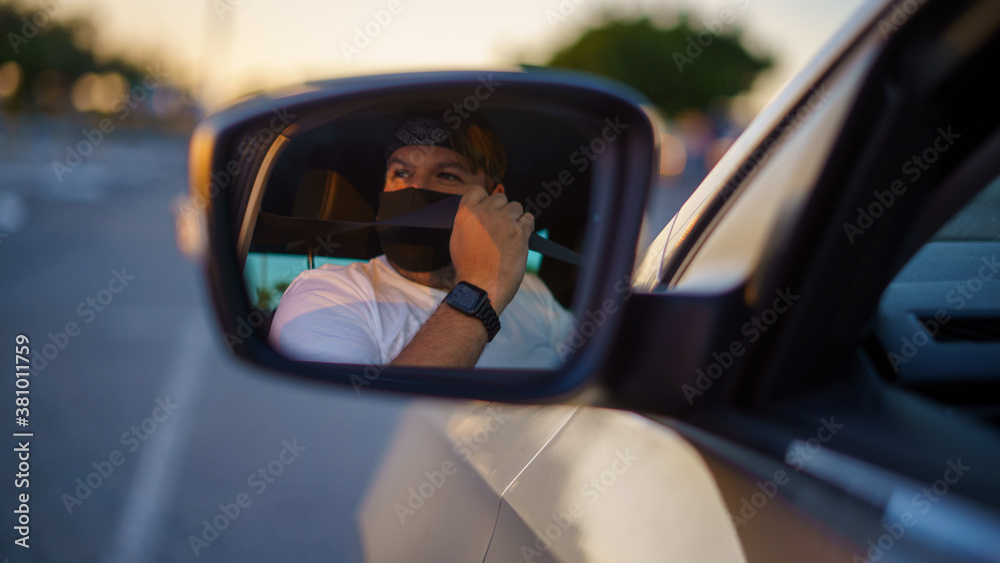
[105, 313, 211, 563]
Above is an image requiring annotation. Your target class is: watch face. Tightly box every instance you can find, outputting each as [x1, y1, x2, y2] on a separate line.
[451, 284, 482, 310]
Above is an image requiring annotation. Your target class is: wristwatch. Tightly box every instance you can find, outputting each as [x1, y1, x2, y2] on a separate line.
[443, 281, 501, 342]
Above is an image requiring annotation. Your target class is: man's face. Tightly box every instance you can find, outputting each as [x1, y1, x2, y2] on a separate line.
[384, 145, 492, 195]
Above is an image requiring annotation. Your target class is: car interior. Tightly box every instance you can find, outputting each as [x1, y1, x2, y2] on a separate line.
[232, 101, 603, 336]
[874, 174, 1000, 426]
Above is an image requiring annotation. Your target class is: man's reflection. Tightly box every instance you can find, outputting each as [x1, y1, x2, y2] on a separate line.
[268, 111, 573, 368]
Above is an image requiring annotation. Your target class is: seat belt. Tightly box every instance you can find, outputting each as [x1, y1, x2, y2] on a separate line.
[254, 194, 582, 265]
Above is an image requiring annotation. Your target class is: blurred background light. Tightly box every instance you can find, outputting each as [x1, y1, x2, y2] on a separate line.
[70, 71, 99, 111]
[659, 132, 687, 177]
[0, 60, 23, 99]
[70, 71, 129, 113]
[91, 71, 128, 113]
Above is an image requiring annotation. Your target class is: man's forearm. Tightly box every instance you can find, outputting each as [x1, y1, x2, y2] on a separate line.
[389, 304, 489, 367]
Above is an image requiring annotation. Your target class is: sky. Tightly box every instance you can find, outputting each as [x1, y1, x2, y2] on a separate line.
[45, 0, 869, 112]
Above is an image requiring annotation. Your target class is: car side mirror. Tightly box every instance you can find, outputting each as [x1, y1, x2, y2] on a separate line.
[175, 70, 659, 402]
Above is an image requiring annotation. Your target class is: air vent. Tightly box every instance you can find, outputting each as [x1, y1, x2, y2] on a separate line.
[919, 317, 1000, 342]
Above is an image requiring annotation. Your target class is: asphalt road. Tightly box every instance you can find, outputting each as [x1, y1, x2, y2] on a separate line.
[0, 119, 696, 562]
[0, 122, 410, 562]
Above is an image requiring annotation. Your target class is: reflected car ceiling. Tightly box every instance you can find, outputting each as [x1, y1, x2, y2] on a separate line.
[252, 106, 596, 256]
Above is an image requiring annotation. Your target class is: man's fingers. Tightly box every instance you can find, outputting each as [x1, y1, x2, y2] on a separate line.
[484, 191, 509, 209]
[505, 201, 524, 221]
[462, 185, 490, 207]
[517, 211, 535, 235]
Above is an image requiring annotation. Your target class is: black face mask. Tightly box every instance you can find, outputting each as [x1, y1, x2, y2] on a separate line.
[376, 188, 455, 272]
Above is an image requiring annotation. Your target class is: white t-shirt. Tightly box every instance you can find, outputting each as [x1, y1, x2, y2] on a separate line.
[268, 256, 575, 368]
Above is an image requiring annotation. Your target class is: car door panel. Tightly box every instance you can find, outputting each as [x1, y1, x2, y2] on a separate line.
[483, 407, 744, 562]
[358, 400, 577, 562]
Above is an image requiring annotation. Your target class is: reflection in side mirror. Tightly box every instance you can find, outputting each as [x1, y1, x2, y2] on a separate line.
[184, 71, 658, 400]
[247, 101, 593, 370]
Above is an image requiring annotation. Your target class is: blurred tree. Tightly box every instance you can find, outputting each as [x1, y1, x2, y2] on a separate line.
[543, 15, 773, 117]
[1, 2, 145, 111]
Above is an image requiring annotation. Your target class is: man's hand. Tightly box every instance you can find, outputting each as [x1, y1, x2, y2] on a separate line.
[390, 185, 531, 368]
[450, 185, 533, 314]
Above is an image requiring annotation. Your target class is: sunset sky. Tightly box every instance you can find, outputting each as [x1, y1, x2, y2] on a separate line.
[46, 0, 868, 111]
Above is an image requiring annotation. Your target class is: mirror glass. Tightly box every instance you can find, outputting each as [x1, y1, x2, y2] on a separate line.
[228, 95, 623, 371]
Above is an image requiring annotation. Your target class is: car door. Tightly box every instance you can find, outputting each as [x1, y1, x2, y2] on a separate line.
[602, 0, 1000, 561]
[357, 401, 747, 563]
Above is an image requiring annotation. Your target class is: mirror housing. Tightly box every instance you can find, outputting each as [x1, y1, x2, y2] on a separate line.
[179, 70, 659, 402]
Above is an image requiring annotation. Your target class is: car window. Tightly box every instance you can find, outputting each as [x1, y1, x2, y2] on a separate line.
[667, 38, 879, 293]
[931, 176, 1000, 242]
[874, 173, 1000, 413]
[245, 253, 363, 311]
[245, 229, 550, 312]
